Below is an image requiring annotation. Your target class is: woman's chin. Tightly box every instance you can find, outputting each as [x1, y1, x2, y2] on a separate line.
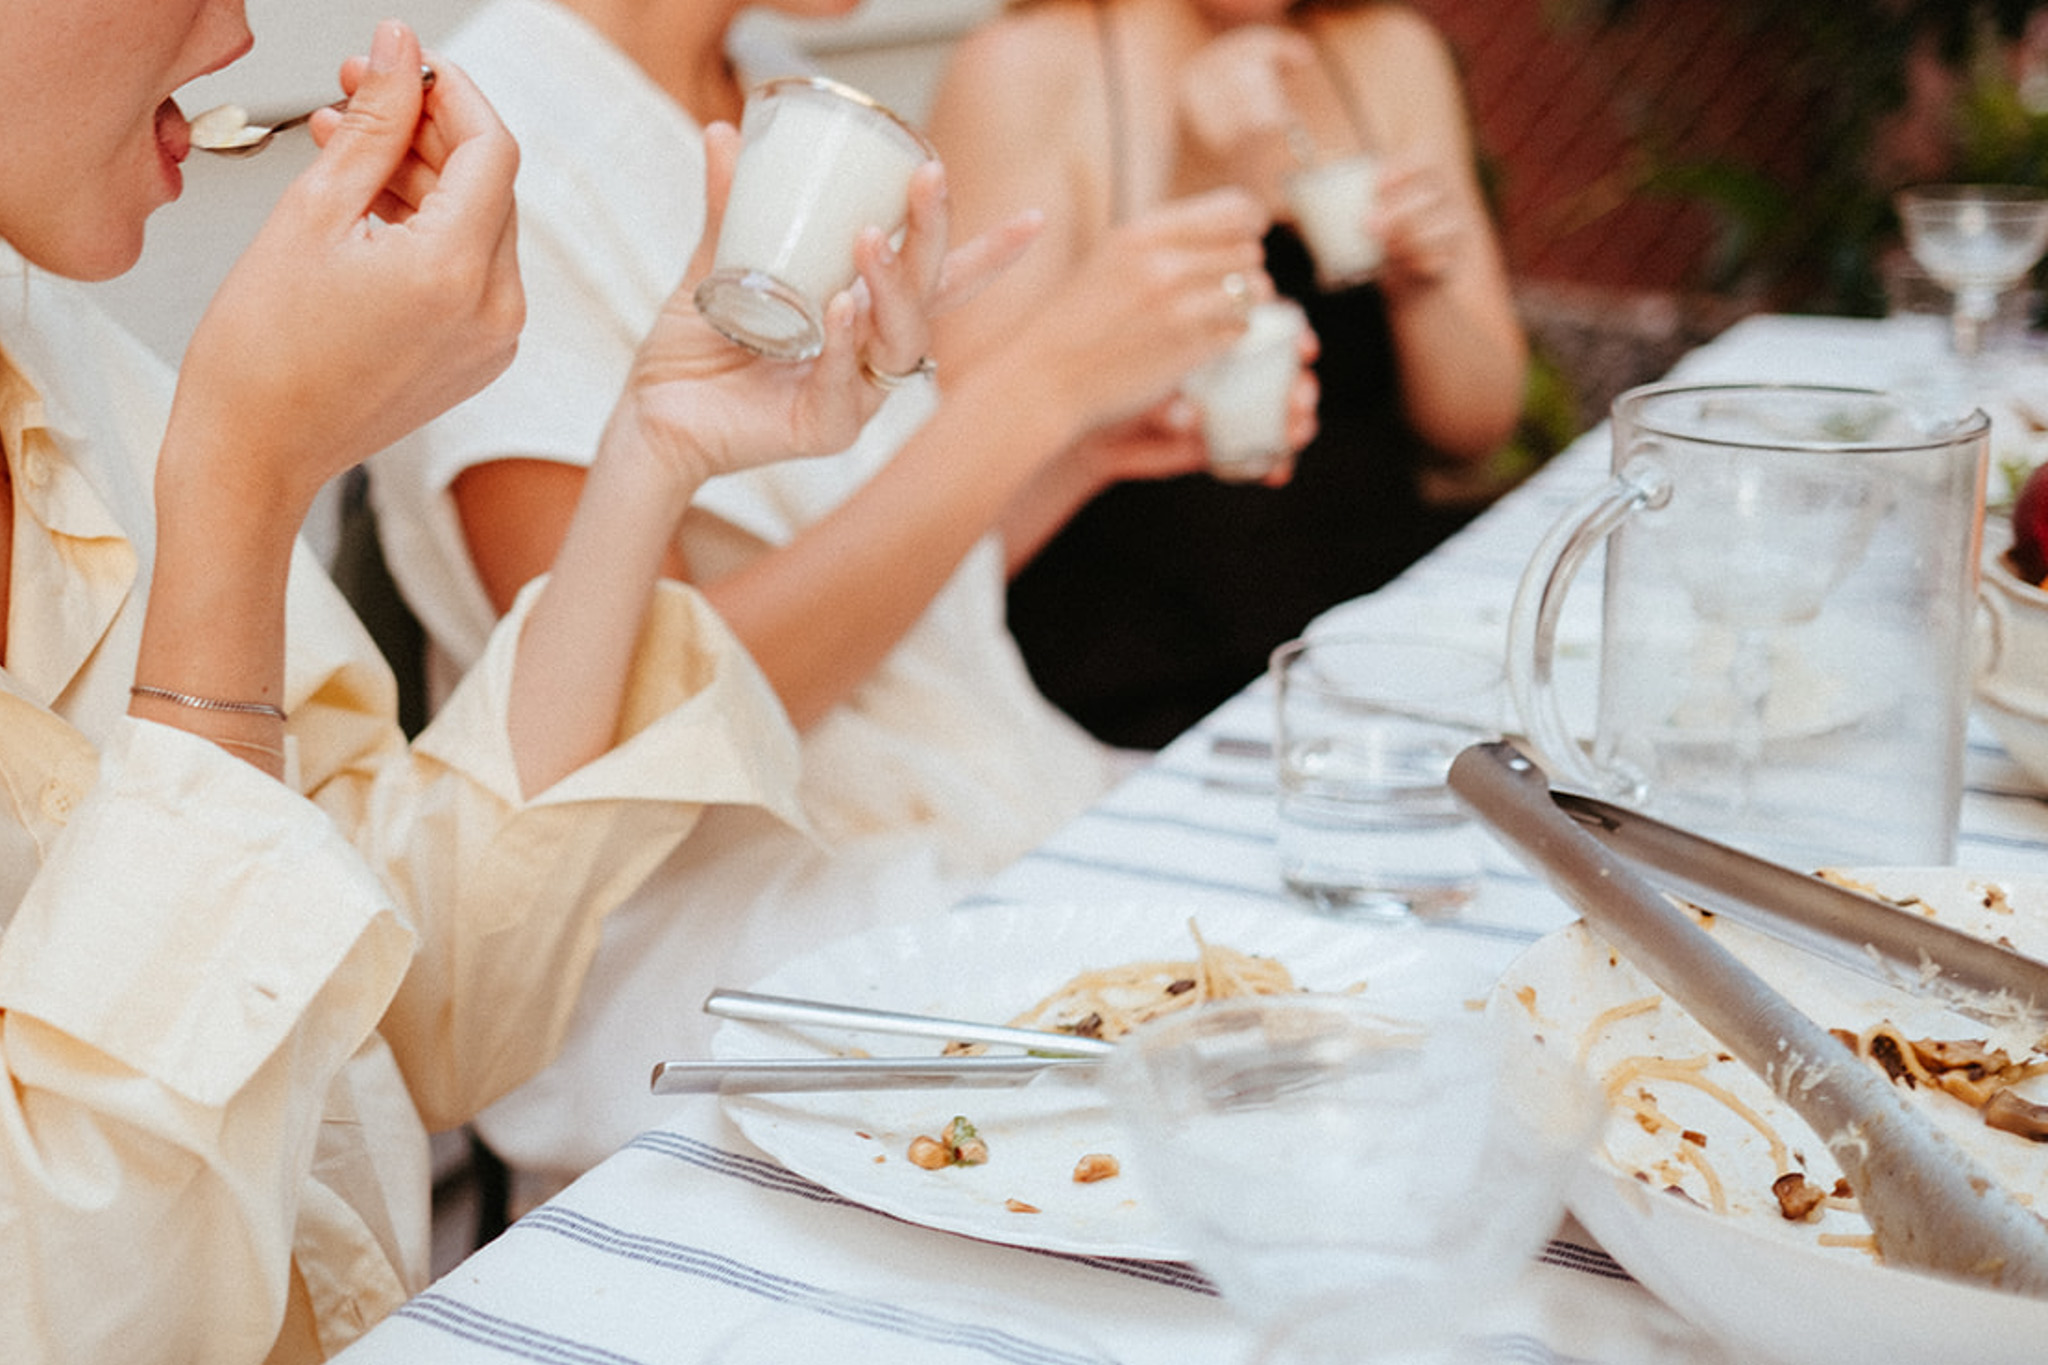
[14, 213, 152, 283]
[72, 244, 150, 283]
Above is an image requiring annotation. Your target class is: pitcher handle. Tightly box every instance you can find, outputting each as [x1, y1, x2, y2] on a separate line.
[1979, 571, 2011, 686]
[1505, 457, 1671, 796]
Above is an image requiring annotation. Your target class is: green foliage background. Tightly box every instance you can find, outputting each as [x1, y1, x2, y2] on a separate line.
[1551, 0, 2048, 314]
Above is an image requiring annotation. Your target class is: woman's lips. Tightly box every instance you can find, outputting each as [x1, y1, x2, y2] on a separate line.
[156, 98, 192, 163]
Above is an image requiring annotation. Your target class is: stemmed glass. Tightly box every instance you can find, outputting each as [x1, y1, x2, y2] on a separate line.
[1894, 184, 2048, 360]
[1101, 994, 1593, 1364]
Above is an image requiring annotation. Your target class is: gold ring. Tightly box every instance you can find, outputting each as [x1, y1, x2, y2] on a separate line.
[1221, 271, 1252, 318]
[860, 355, 938, 392]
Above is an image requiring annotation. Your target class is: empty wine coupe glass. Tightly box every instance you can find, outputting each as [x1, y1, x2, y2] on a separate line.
[1101, 994, 1594, 1365]
[1895, 184, 2048, 359]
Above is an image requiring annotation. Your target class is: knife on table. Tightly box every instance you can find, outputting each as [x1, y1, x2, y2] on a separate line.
[700, 988, 1119, 1057]
[651, 989, 1119, 1094]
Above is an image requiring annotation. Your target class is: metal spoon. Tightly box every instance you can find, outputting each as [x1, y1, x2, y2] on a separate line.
[189, 65, 435, 159]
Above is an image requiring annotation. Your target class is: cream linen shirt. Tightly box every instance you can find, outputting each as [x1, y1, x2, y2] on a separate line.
[0, 247, 801, 1365]
[369, 0, 1116, 1176]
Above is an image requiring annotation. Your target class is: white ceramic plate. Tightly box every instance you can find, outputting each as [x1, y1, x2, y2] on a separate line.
[713, 901, 1500, 1260]
[1494, 867, 2048, 1365]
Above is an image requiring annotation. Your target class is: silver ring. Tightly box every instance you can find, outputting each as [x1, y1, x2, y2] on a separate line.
[860, 354, 938, 392]
[1221, 271, 1252, 318]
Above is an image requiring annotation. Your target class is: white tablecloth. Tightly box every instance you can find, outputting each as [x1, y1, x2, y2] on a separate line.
[333, 314, 2048, 1365]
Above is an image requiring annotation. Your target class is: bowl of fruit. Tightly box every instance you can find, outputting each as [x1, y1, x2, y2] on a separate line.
[1980, 462, 2048, 789]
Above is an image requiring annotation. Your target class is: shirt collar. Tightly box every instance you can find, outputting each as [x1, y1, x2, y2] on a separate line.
[0, 322, 139, 708]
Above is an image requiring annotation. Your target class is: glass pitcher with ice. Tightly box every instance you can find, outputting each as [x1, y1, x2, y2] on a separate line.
[1506, 383, 1988, 870]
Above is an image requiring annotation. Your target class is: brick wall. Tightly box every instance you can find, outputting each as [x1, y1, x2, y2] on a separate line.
[1411, 0, 1829, 422]
[1421, 0, 1813, 294]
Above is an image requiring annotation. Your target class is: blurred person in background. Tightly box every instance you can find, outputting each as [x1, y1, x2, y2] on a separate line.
[932, 0, 1527, 748]
[368, 0, 1312, 1196]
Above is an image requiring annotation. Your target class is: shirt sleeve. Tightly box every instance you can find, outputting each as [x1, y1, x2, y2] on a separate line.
[0, 717, 418, 1365]
[286, 561, 803, 1131]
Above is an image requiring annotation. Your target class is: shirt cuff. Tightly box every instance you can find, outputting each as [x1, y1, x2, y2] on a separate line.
[417, 576, 805, 825]
[0, 719, 415, 1109]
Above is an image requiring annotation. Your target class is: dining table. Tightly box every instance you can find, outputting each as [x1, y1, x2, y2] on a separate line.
[332, 311, 2048, 1365]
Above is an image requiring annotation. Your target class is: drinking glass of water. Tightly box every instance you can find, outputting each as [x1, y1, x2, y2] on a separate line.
[1270, 633, 1504, 920]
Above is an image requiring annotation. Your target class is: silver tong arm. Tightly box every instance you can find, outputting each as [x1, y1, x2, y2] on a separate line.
[1551, 790, 2048, 1029]
[1449, 739, 2048, 1295]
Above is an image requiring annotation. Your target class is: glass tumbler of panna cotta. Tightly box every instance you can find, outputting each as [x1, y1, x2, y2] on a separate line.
[1182, 299, 1311, 483]
[696, 77, 934, 361]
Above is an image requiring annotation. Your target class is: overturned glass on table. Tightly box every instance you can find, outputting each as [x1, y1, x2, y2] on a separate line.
[1102, 993, 1593, 1364]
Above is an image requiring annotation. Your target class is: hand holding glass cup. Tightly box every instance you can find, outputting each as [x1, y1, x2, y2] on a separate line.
[1283, 143, 1383, 291]
[1102, 993, 1592, 1365]
[1271, 632, 1504, 920]
[696, 77, 935, 361]
[1183, 297, 1312, 482]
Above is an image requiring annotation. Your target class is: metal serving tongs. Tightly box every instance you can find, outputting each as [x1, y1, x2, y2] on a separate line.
[1450, 740, 2048, 1294]
[1553, 789, 2048, 1033]
[648, 989, 1116, 1095]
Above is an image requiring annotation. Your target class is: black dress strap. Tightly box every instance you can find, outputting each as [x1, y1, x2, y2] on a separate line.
[1095, 0, 1133, 227]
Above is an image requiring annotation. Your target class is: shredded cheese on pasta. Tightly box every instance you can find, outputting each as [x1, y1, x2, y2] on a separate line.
[951, 919, 1303, 1051]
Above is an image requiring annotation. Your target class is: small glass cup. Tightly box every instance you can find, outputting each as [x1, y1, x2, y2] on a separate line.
[695, 77, 934, 361]
[1283, 153, 1382, 291]
[1271, 632, 1504, 920]
[1101, 994, 1592, 1365]
[1183, 299, 1309, 482]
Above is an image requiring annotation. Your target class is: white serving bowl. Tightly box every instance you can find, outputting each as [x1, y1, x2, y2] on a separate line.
[1977, 541, 2048, 789]
[1493, 867, 2048, 1365]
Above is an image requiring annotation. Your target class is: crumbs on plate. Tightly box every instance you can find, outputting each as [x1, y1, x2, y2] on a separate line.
[907, 1115, 988, 1170]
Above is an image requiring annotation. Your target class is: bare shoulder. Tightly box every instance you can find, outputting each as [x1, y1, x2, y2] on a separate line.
[1308, 3, 1469, 144]
[1312, 2, 1459, 82]
[928, 1, 1114, 359]
[936, 0, 1103, 117]
[929, 0, 1110, 231]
